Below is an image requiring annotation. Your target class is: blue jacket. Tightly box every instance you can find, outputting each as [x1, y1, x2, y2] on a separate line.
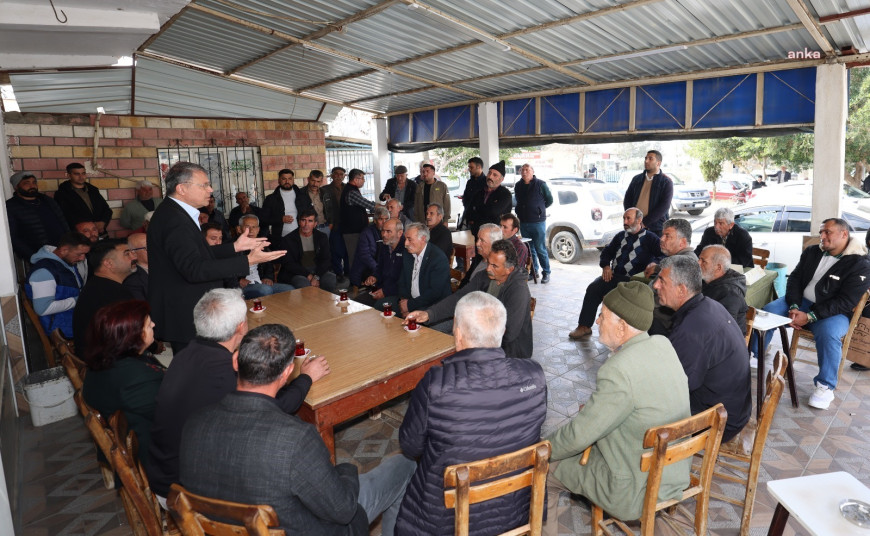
[599, 229, 661, 276]
[349, 224, 381, 286]
[398, 244, 451, 311]
[397, 347, 547, 535]
[26, 246, 83, 338]
[373, 240, 406, 298]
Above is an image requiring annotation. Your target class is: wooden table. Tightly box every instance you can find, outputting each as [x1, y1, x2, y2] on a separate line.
[294, 309, 455, 460]
[767, 472, 870, 535]
[245, 286, 371, 330]
[452, 230, 476, 273]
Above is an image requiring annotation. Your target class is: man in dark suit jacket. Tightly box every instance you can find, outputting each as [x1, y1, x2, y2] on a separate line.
[147, 162, 284, 352]
[379, 165, 416, 221]
[467, 160, 513, 237]
[767, 165, 792, 184]
[277, 209, 337, 292]
[262, 168, 307, 241]
[622, 150, 673, 237]
[398, 223, 451, 317]
[179, 323, 416, 534]
[53, 163, 113, 237]
[123, 232, 150, 300]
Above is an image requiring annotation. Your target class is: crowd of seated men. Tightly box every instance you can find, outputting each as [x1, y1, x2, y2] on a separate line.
[10, 155, 870, 535]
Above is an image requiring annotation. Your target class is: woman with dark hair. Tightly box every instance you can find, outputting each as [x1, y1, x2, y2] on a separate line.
[82, 300, 164, 463]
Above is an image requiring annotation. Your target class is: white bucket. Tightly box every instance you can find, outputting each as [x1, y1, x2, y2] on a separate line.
[23, 367, 77, 427]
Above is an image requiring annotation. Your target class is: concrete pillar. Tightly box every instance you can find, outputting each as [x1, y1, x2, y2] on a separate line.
[811, 64, 847, 233]
[370, 117, 390, 197]
[477, 102, 499, 167]
[0, 114, 16, 296]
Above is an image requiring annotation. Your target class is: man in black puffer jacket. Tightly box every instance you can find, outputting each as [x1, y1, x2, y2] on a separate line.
[396, 291, 546, 535]
[699, 244, 749, 334]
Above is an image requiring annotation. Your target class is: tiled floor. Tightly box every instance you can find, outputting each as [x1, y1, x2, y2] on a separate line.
[16, 250, 870, 535]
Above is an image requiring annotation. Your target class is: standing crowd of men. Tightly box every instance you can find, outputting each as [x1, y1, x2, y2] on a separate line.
[7, 146, 868, 535]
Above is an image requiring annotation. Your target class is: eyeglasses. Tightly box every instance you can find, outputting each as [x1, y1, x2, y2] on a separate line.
[130, 247, 147, 252]
[186, 181, 212, 189]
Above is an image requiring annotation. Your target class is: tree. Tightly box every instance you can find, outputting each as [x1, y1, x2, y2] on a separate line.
[846, 66, 870, 185]
[430, 146, 532, 179]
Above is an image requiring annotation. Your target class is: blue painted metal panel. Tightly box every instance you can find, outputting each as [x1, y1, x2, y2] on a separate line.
[636, 82, 685, 130]
[438, 105, 472, 141]
[502, 98, 535, 136]
[541, 94, 580, 134]
[692, 74, 756, 129]
[763, 67, 815, 124]
[412, 110, 435, 143]
[585, 88, 629, 132]
[390, 114, 410, 144]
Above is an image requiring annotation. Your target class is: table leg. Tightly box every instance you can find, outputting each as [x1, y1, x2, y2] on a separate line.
[766, 503, 790, 536]
[778, 326, 799, 408]
[318, 423, 336, 464]
[756, 329, 766, 419]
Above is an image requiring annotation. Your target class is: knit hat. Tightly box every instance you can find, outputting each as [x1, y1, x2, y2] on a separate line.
[489, 160, 506, 178]
[10, 171, 35, 188]
[602, 281, 654, 331]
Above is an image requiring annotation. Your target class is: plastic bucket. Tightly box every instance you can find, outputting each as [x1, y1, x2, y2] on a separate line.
[22, 367, 77, 427]
[767, 262, 788, 298]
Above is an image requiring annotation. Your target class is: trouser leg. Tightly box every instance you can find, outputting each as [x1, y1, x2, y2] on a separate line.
[357, 454, 417, 536]
[807, 312, 850, 389]
[577, 276, 621, 327]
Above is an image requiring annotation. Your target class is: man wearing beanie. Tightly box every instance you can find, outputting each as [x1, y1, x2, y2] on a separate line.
[653, 255, 751, 443]
[545, 281, 691, 525]
[466, 160, 512, 237]
[6, 171, 69, 261]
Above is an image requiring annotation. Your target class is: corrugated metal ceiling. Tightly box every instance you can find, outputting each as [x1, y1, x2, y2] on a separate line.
[6, 0, 870, 119]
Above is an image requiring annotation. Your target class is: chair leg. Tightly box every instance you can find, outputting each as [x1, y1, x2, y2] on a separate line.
[784, 328, 799, 408]
[592, 504, 604, 536]
[99, 463, 115, 490]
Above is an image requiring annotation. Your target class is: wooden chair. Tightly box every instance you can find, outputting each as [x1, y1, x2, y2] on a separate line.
[167, 483, 285, 536]
[444, 440, 551, 536]
[744, 307, 756, 347]
[530, 297, 537, 321]
[50, 327, 75, 362]
[583, 404, 728, 536]
[75, 391, 116, 490]
[788, 289, 870, 390]
[21, 293, 56, 367]
[525, 240, 538, 284]
[61, 353, 88, 392]
[109, 412, 179, 536]
[706, 351, 788, 536]
[751, 248, 770, 269]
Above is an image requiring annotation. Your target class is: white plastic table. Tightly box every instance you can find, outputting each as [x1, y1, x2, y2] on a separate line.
[767, 471, 870, 535]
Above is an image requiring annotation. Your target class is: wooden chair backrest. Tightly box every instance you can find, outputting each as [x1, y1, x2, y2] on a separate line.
[76, 391, 113, 459]
[751, 248, 770, 269]
[444, 440, 550, 536]
[754, 351, 787, 456]
[109, 412, 167, 536]
[167, 484, 285, 536]
[842, 289, 870, 356]
[639, 404, 728, 536]
[744, 307, 756, 346]
[21, 293, 56, 367]
[530, 297, 537, 320]
[62, 353, 87, 392]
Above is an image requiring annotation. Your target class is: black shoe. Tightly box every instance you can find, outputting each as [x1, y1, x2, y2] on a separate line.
[528, 272, 535, 281]
[851, 362, 870, 371]
[541, 273, 550, 284]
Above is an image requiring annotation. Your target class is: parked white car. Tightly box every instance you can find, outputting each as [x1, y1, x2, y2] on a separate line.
[545, 182, 625, 264]
[749, 181, 870, 214]
[691, 203, 870, 270]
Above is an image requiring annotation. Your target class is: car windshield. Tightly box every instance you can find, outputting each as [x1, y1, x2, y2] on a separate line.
[588, 188, 623, 205]
[844, 184, 870, 199]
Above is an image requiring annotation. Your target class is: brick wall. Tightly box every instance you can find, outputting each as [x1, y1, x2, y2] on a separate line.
[4, 113, 327, 237]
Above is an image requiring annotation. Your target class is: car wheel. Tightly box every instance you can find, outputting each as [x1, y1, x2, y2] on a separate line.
[550, 231, 582, 264]
[687, 209, 704, 216]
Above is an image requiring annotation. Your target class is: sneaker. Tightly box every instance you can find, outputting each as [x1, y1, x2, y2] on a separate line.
[808, 383, 835, 410]
[569, 325, 592, 340]
[541, 273, 550, 284]
[749, 356, 758, 369]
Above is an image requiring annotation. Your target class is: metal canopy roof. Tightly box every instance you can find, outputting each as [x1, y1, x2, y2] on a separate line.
[2, 0, 869, 121]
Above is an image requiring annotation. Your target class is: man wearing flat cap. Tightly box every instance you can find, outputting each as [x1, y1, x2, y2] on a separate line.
[545, 281, 691, 525]
[6, 171, 69, 262]
[120, 180, 163, 230]
[466, 160, 513, 237]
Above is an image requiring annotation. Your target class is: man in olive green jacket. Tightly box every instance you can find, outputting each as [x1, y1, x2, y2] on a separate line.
[545, 282, 691, 523]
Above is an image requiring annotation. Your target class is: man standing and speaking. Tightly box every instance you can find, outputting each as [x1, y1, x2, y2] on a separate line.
[622, 150, 673, 238]
[148, 162, 285, 353]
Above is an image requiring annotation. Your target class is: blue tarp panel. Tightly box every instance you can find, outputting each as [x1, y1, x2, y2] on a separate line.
[692, 74, 756, 129]
[763, 67, 816, 125]
[636, 82, 685, 130]
[389, 114, 410, 144]
[541, 94, 580, 134]
[502, 98, 535, 136]
[438, 105, 471, 141]
[585, 88, 629, 133]
[412, 110, 435, 143]
[387, 67, 820, 151]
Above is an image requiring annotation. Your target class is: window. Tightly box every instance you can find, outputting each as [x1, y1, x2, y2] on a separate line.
[734, 209, 777, 232]
[843, 212, 870, 231]
[158, 146, 263, 217]
[784, 210, 811, 233]
[558, 190, 578, 205]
